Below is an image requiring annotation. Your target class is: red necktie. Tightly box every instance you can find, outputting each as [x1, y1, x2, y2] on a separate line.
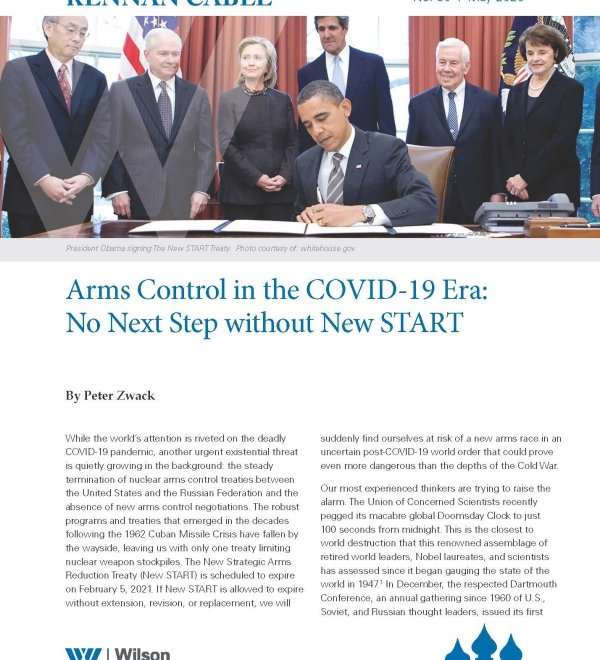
[57, 64, 72, 115]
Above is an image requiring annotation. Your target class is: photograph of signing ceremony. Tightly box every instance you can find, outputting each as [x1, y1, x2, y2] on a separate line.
[0, 15, 599, 237]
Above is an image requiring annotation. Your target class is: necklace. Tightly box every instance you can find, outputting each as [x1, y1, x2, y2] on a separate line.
[529, 74, 553, 92]
[242, 83, 267, 96]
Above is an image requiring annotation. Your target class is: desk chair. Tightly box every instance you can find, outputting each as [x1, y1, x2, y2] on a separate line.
[406, 144, 455, 223]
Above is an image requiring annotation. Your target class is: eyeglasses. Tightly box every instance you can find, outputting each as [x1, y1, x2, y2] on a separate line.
[51, 21, 90, 40]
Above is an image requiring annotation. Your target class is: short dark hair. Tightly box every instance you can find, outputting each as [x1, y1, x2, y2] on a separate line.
[298, 80, 344, 107]
[314, 16, 349, 31]
[519, 24, 568, 64]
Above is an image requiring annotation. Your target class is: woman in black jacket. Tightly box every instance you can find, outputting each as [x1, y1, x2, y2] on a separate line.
[217, 36, 299, 220]
[502, 24, 583, 208]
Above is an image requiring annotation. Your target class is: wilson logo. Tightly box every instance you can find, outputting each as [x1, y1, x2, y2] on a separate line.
[66, 650, 103, 660]
[111, 651, 170, 660]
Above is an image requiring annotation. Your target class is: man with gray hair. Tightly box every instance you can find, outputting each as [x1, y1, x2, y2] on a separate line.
[406, 37, 503, 224]
[102, 27, 215, 220]
[0, 16, 110, 236]
[297, 16, 396, 152]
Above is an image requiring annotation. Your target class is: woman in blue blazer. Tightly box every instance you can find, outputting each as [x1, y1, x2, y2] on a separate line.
[502, 24, 583, 208]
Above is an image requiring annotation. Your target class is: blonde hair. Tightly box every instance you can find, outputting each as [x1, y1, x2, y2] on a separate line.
[236, 36, 278, 88]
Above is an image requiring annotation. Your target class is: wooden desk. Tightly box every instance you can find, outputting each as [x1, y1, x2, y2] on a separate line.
[32, 220, 158, 238]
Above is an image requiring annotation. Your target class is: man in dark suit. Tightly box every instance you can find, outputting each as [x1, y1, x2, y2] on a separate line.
[406, 38, 503, 224]
[297, 16, 396, 153]
[294, 81, 437, 228]
[102, 28, 215, 220]
[0, 16, 110, 237]
[590, 83, 600, 218]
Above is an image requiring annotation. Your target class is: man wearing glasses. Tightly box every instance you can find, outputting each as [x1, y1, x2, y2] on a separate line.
[0, 16, 110, 236]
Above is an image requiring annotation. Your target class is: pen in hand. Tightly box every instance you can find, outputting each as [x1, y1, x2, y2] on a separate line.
[316, 187, 324, 204]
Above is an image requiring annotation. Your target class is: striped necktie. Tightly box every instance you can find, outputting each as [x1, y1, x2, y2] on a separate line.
[327, 152, 345, 204]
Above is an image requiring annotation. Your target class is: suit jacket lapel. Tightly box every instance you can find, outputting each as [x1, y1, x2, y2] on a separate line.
[170, 77, 193, 144]
[30, 50, 69, 115]
[512, 81, 526, 114]
[306, 149, 323, 204]
[345, 47, 362, 99]
[72, 58, 82, 89]
[70, 60, 86, 117]
[457, 83, 476, 138]
[344, 129, 368, 205]
[132, 72, 167, 139]
[432, 87, 453, 141]
[313, 52, 328, 83]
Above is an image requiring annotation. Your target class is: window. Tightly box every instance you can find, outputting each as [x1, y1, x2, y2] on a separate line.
[8, 16, 128, 85]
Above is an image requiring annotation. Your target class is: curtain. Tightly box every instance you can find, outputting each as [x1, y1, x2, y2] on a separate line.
[408, 17, 573, 96]
[0, 16, 10, 208]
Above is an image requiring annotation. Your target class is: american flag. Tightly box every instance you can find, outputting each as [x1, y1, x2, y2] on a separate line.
[119, 16, 180, 79]
[499, 16, 574, 113]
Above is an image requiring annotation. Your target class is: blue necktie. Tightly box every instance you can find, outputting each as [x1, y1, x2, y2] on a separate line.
[331, 55, 346, 96]
[447, 90, 459, 140]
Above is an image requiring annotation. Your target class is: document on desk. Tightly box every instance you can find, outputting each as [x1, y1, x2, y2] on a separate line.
[305, 223, 392, 235]
[217, 219, 307, 234]
[390, 223, 473, 235]
[305, 223, 472, 236]
[216, 221, 467, 236]
[129, 220, 226, 234]
[220, 220, 391, 235]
